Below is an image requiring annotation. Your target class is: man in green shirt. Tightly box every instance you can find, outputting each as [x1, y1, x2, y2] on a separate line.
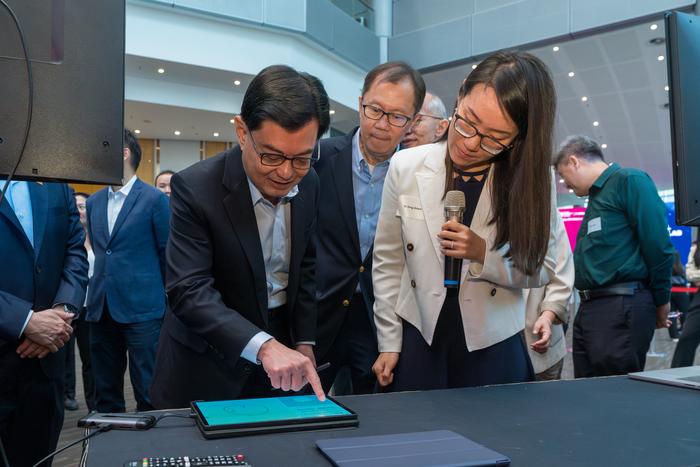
[555, 136, 674, 377]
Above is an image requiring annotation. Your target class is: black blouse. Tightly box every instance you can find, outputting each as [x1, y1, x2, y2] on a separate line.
[453, 166, 490, 227]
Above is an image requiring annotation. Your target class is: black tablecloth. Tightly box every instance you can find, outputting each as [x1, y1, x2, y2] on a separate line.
[85, 376, 700, 466]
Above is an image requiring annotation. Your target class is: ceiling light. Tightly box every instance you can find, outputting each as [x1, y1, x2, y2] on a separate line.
[650, 24, 658, 31]
[568, 71, 575, 78]
[213, 132, 219, 137]
[174, 130, 181, 136]
[552, 46, 560, 52]
[568, 189, 574, 193]
[581, 96, 588, 102]
[665, 85, 670, 91]
[601, 143, 608, 149]
[329, 110, 336, 115]
[134, 129, 141, 134]
[593, 121, 599, 127]
[558, 179, 564, 184]
[234, 80, 241, 86]
[471, 64, 477, 70]
[658, 55, 665, 61]
[157, 68, 165, 74]
[229, 118, 235, 124]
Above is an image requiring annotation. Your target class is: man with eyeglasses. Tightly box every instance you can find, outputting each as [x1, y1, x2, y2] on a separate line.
[401, 92, 450, 149]
[314, 61, 425, 395]
[150, 65, 329, 406]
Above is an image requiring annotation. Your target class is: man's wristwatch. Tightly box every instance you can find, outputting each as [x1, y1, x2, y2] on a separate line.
[62, 303, 77, 314]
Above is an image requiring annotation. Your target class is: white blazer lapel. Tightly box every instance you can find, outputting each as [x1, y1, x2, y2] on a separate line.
[415, 147, 447, 266]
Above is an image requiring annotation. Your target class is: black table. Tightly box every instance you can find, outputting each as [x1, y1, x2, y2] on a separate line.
[85, 376, 700, 466]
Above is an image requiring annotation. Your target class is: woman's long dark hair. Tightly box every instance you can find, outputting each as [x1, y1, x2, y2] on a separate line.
[445, 51, 556, 275]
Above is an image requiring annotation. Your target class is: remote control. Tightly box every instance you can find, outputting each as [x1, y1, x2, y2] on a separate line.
[124, 454, 250, 466]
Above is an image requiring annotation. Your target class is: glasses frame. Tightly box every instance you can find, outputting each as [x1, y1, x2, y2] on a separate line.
[247, 129, 319, 170]
[452, 112, 516, 156]
[361, 104, 413, 128]
[415, 113, 444, 122]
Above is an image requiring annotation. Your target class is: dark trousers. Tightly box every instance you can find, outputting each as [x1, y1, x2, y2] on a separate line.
[391, 295, 534, 391]
[320, 294, 378, 395]
[672, 293, 700, 368]
[0, 349, 63, 467]
[573, 289, 656, 378]
[90, 306, 162, 412]
[64, 316, 96, 410]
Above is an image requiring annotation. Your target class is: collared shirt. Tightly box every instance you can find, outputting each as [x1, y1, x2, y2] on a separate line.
[352, 130, 391, 262]
[573, 163, 674, 306]
[4, 180, 35, 336]
[240, 178, 300, 364]
[107, 175, 138, 235]
[5, 180, 34, 247]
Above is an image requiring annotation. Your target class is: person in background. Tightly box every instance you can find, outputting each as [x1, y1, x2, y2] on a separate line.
[672, 240, 700, 367]
[668, 250, 690, 340]
[555, 135, 674, 377]
[155, 170, 175, 197]
[63, 192, 96, 412]
[523, 184, 574, 381]
[400, 91, 450, 149]
[314, 61, 425, 395]
[0, 180, 88, 467]
[372, 51, 559, 391]
[86, 129, 170, 413]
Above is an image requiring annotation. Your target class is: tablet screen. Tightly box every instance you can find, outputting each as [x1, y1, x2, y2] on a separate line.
[194, 395, 353, 428]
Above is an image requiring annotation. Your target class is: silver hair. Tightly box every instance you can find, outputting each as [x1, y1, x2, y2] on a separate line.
[424, 92, 448, 119]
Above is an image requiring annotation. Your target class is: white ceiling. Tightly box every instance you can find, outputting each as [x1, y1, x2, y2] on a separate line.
[124, 56, 360, 142]
[423, 17, 674, 200]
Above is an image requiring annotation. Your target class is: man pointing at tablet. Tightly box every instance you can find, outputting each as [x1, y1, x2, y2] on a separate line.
[150, 65, 329, 407]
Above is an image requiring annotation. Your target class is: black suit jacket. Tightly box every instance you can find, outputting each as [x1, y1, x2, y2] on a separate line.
[150, 147, 319, 409]
[314, 129, 375, 360]
[0, 182, 88, 379]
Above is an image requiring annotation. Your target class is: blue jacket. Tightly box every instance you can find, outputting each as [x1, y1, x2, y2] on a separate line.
[0, 182, 88, 377]
[85, 178, 170, 323]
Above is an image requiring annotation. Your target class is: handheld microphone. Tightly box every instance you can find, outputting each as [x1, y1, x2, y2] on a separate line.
[444, 190, 466, 288]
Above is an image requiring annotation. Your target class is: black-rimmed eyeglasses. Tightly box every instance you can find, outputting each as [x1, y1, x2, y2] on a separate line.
[452, 112, 516, 156]
[361, 104, 413, 128]
[248, 131, 319, 170]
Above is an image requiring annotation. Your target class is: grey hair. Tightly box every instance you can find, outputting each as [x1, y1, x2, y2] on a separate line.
[424, 92, 448, 119]
[554, 135, 605, 166]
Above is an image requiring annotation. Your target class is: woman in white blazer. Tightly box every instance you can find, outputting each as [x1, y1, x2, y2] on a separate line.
[372, 51, 560, 390]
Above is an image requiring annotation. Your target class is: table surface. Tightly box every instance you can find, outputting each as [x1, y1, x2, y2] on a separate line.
[85, 376, 700, 467]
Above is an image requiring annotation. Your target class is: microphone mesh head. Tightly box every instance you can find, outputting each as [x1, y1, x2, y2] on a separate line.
[445, 190, 466, 209]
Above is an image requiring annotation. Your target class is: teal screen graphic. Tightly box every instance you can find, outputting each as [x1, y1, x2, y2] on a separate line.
[197, 396, 351, 426]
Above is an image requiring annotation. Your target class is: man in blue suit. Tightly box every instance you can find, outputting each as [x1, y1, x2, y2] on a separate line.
[86, 129, 170, 412]
[0, 180, 88, 467]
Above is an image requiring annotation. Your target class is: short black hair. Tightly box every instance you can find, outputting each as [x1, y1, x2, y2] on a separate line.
[362, 61, 426, 115]
[554, 135, 605, 166]
[155, 170, 175, 184]
[240, 65, 330, 139]
[124, 128, 142, 171]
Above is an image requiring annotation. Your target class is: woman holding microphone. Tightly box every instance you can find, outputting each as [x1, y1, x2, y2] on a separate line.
[372, 51, 559, 390]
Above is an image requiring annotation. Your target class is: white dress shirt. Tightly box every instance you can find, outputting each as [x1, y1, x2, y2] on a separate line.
[108, 175, 137, 235]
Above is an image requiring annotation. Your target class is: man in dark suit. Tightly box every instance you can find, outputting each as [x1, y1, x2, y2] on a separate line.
[150, 65, 329, 409]
[85, 129, 170, 412]
[0, 181, 88, 467]
[315, 62, 425, 394]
